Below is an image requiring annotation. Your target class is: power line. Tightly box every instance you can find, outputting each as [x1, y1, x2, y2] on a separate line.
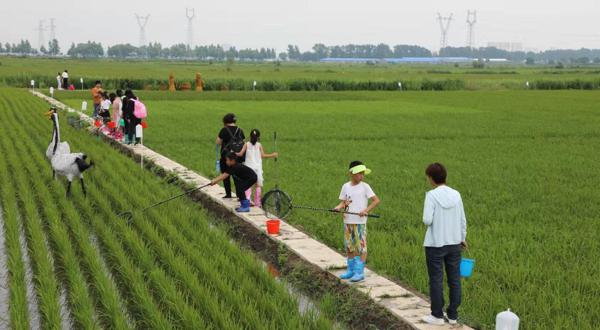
[186, 8, 195, 49]
[466, 11, 477, 49]
[35, 20, 46, 50]
[49, 18, 56, 41]
[135, 14, 150, 47]
[437, 13, 453, 50]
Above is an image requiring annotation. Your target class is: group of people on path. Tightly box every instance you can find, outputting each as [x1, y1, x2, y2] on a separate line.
[55, 70, 72, 90]
[90, 81, 144, 145]
[209, 112, 468, 326]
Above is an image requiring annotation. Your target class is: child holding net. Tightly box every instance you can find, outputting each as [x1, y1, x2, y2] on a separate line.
[333, 161, 380, 282]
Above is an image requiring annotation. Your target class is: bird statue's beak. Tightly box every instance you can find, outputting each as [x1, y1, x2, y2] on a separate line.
[44, 110, 54, 118]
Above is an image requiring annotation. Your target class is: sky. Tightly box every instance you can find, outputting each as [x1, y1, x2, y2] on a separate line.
[2, 0, 599, 53]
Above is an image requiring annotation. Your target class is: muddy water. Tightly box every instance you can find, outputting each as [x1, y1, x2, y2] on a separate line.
[16, 212, 41, 329]
[0, 204, 10, 328]
[264, 262, 322, 317]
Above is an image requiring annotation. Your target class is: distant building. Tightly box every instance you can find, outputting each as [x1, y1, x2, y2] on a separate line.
[320, 57, 475, 64]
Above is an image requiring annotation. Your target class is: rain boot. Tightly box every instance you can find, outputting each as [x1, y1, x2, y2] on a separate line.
[236, 199, 250, 212]
[254, 186, 262, 208]
[350, 257, 365, 282]
[339, 258, 355, 280]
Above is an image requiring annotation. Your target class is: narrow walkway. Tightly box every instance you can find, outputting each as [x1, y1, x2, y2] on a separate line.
[33, 91, 471, 330]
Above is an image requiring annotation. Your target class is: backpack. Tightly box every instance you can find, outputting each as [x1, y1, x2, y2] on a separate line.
[222, 127, 244, 156]
[133, 99, 147, 119]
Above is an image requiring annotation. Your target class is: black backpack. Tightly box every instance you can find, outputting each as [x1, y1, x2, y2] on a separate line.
[222, 127, 244, 156]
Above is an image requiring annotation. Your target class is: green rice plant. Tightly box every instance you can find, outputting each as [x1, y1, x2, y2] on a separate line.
[0, 115, 30, 330]
[6, 110, 132, 329]
[0, 87, 349, 329]
[103, 89, 600, 329]
[0, 104, 100, 329]
[10, 157, 63, 329]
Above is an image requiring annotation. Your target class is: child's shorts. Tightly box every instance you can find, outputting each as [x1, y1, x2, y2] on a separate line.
[344, 223, 367, 255]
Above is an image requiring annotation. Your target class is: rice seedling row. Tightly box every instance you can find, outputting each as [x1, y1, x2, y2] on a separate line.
[66, 89, 600, 329]
[0, 116, 31, 330]
[6, 100, 132, 330]
[0, 87, 337, 329]
[0, 99, 101, 329]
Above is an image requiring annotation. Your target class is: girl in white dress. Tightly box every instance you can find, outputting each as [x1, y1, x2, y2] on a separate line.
[236, 129, 278, 207]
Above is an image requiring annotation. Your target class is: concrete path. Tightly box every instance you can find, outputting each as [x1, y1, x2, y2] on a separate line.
[33, 91, 471, 330]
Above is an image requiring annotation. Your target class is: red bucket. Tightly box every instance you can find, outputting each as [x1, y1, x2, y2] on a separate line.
[266, 219, 280, 235]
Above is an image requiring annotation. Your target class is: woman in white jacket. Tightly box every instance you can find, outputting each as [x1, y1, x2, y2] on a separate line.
[421, 162, 468, 326]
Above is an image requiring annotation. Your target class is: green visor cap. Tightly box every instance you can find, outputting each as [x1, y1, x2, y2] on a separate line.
[349, 164, 371, 175]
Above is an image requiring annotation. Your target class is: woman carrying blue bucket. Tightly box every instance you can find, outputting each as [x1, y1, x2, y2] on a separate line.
[421, 162, 468, 326]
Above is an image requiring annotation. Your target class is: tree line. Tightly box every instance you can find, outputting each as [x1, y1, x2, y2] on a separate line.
[3, 38, 600, 64]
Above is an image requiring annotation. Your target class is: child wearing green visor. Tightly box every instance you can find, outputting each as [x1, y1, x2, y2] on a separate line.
[334, 161, 380, 282]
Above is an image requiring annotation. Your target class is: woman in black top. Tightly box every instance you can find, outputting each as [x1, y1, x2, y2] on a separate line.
[122, 90, 141, 145]
[216, 113, 245, 198]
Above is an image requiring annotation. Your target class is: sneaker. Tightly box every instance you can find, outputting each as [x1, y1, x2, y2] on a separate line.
[444, 313, 458, 325]
[421, 315, 444, 326]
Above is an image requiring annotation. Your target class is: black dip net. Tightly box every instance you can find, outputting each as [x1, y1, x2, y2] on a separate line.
[262, 189, 293, 219]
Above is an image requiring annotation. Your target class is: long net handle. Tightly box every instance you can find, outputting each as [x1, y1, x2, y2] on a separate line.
[273, 131, 279, 188]
[293, 205, 380, 218]
[140, 183, 211, 213]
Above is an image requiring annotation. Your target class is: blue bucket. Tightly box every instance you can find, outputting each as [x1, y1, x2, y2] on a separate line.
[460, 258, 475, 278]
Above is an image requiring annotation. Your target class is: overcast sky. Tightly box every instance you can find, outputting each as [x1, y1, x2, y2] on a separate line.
[2, 0, 599, 53]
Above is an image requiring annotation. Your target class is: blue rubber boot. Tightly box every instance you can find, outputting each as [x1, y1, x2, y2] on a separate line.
[236, 199, 251, 212]
[350, 257, 365, 282]
[339, 258, 355, 280]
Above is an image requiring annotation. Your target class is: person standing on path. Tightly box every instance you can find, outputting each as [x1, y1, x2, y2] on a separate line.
[122, 89, 139, 145]
[333, 161, 380, 282]
[216, 113, 245, 199]
[91, 81, 103, 118]
[56, 72, 62, 90]
[235, 129, 278, 207]
[110, 90, 123, 140]
[421, 162, 468, 326]
[61, 70, 69, 89]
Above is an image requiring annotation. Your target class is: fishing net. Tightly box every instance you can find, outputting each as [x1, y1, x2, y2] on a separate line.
[262, 189, 293, 219]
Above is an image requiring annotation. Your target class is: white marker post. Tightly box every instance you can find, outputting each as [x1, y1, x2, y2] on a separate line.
[30, 80, 35, 91]
[253, 80, 257, 91]
[81, 101, 88, 111]
[398, 82, 402, 91]
[80, 77, 84, 91]
[49, 86, 54, 98]
[136, 124, 144, 169]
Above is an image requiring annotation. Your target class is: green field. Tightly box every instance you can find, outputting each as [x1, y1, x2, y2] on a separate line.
[54, 89, 600, 329]
[3, 56, 600, 90]
[0, 88, 337, 329]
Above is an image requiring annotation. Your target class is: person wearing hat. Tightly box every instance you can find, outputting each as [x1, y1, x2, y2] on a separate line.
[333, 160, 380, 282]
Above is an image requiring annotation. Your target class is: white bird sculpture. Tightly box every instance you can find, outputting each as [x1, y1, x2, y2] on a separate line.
[45, 107, 94, 196]
[45, 107, 71, 162]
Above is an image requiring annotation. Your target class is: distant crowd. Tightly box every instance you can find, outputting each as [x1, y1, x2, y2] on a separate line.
[90, 81, 145, 145]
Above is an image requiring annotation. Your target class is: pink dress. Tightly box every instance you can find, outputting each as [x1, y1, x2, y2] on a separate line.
[112, 97, 122, 123]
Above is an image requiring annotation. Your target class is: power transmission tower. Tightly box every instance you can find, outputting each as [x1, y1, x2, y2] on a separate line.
[35, 20, 46, 51]
[185, 8, 195, 49]
[466, 11, 477, 49]
[135, 14, 150, 47]
[49, 18, 56, 41]
[437, 13, 453, 50]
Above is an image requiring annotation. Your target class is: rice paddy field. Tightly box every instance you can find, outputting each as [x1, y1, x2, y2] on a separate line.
[3, 56, 600, 90]
[0, 88, 338, 329]
[55, 88, 600, 329]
